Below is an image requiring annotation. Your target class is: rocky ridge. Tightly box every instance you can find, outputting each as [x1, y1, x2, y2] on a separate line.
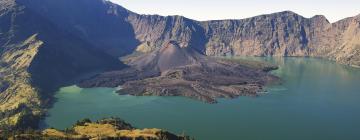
[11, 0, 359, 66]
[127, 11, 360, 67]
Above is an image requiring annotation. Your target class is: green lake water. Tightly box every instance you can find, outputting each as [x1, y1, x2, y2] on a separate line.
[43, 57, 360, 140]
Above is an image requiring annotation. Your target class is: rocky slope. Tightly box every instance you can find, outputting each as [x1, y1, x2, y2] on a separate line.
[315, 15, 360, 67]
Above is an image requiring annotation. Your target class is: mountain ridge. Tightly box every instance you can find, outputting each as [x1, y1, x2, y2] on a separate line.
[124, 4, 359, 66]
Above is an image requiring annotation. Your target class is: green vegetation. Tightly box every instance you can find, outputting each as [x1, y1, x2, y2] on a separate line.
[0, 34, 43, 128]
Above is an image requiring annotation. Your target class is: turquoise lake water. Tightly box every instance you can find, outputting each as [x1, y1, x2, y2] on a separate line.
[44, 57, 360, 140]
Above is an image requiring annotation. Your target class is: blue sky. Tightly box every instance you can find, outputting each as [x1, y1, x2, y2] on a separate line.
[110, 0, 360, 22]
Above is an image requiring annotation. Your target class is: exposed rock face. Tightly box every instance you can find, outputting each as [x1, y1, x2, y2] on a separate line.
[80, 42, 279, 103]
[315, 15, 360, 67]
[126, 11, 360, 67]
[202, 11, 320, 56]
[6, 0, 359, 67]
[127, 14, 207, 53]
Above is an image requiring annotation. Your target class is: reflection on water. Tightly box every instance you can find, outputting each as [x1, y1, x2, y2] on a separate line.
[44, 57, 360, 140]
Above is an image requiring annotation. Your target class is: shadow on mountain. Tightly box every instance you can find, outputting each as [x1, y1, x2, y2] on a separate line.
[19, 0, 140, 57]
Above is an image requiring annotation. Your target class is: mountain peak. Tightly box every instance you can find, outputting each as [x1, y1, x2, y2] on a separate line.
[279, 10, 298, 15]
[250, 10, 303, 20]
[267, 10, 301, 17]
[311, 15, 330, 23]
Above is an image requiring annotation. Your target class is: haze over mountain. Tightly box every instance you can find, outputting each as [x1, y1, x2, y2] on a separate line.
[0, 0, 359, 131]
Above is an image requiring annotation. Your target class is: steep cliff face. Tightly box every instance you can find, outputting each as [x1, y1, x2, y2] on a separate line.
[317, 15, 360, 67]
[203, 11, 312, 56]
[10, 0, 358, 67]
[126, 11, 359, 67]
[127, 14, 207, 53]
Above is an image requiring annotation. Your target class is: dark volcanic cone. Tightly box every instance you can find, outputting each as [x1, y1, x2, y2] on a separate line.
[79, 41, 279, 103]
[130, 41, 203, 72]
